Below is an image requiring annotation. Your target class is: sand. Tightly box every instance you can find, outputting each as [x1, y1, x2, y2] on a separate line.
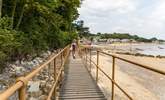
[88, 53, 165, 100]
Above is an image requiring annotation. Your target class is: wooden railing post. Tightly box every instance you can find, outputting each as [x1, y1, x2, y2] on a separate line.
[48, 63, 51, 80]
[61, 52, 63, 67]
[60, 53, 63, 86]
[96, 51, 99, 82]
[84, 49, 85, 60]
[90, 48, 92, 72]
[84, 48, 86, 60]
[85, 48, 87, 66]
[53, 58, 57, 98]
[19, 86, 26, 100]
[54, 58, 56, 81]
[111, 56, 115, 100]
[16, 77, 28, 100]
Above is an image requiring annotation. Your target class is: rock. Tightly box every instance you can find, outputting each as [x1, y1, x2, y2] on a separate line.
[46, 84, 52, 90]
[43, 87, 49, 94]
[29, 90, 42, 98]
[29, 97, 38, 100]
[36, 59, 43, 64]
[15, 60, 20, 65]
[32, 60, 39, 66]
[38, 95, 47, 100]
[0, 84, 4, 90]
[9, 92, 19, 100]
[28, 81, 40, 92]
[28, 81, 43, 98]
[14, 66, 26, 76]
[26, 61, 34, 70]
[41, 53, 48, 58]
[0, 50, 56, 98]
[27, 55, 33, 61]
[0, 82, 8, 92]
[47, 51, 51, 55]
[20, 60, 26, 65]
[40, 81, 46, 88]
[11, 64, 17, 69]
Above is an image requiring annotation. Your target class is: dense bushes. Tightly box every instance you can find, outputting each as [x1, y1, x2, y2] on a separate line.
[0, 0, 81, 71]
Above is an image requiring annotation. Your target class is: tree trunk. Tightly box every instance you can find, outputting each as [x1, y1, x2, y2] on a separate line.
[11, 0, 17, 29]
[0, 0, 2, 17]
[15, 5, 25, 30]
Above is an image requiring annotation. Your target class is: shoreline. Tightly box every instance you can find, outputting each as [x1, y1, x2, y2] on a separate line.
[113, 51, 165, 58]
[92, 43, 165, 58]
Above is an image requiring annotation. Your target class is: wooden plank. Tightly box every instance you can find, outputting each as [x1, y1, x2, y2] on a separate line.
[59, 54, 106, 100]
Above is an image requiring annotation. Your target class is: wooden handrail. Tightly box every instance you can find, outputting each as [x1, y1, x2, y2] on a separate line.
[0, 45, 70, 100]
[99, 51, 165, 75]
[85, 56, 133, 100]
[0, 81, 23, 100]
[47, 47, 70, 100]
[80, 45, 165, 100]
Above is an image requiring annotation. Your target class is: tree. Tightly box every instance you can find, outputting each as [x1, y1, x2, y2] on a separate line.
[150, 37, 157, 41]
[0, 0, 81, 71]
[0, 0, 2, 17]
[97, 32, 101, 35]
[75, 20, 91, 37]
[15, 0, 26, 30]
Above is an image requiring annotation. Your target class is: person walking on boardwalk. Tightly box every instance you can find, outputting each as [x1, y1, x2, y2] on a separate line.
[70, 39, 77, 59]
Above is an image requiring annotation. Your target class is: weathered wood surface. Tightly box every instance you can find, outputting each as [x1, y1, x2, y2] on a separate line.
[59, 55, 106, 100]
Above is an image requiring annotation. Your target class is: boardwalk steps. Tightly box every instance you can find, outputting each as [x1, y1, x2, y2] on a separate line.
[59, 55, 106, 100]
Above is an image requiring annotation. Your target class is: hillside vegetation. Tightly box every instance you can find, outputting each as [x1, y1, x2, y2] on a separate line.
[0, 0, 81, 71]
[97, 32, 164, 42]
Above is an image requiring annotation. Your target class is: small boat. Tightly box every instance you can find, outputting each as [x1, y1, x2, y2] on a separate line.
[135, 48, 143, 51]
[158, 46, 164, 49]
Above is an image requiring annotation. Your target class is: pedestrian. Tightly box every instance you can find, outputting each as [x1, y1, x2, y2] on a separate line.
[70, 39, 77, 59]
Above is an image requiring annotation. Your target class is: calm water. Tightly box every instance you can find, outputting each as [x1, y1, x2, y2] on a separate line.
[137, 44, 165, 56]
[115, 44, 165, 56]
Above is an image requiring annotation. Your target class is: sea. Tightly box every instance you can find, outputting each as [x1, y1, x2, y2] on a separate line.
[113, 43, 165, 56]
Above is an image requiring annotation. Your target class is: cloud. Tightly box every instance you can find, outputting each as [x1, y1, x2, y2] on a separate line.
[78, 0, 165, 39]
[83, 0, 136, 12]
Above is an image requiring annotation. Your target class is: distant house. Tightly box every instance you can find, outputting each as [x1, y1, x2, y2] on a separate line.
[121, 39, 130, 43]
[92, 36, 100, 44]
[120, 39, 137, 43]
[98, 39, 107, 42]
[131, 39, 137, 43]
[95, 38, 137, 44]
[107, 39, 137, 43]
[97, 39, 107, 44]
[152, 40, 162, 44]
[107, 39, 121, 43]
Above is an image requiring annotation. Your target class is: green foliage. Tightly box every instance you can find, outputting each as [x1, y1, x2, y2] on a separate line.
[63, 32, 78, 45]
[0, 0, 81, 71]
[75, 20, 91, 38]
[98, 33, 161, 42]
[100, 33, 132, 39]
[0, 17, 11, 29]
[0, 51, 7, 72]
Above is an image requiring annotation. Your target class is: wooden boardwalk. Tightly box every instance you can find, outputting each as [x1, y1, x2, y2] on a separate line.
[59, 54, 106, 100]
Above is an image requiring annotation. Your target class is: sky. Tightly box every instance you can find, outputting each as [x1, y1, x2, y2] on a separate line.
[78, 0, 165, 39]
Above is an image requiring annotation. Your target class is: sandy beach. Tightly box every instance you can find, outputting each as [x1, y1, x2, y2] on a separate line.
[87, 51, 165, 100]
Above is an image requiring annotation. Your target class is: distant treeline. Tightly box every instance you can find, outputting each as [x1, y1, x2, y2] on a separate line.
[93, 33, 164, 42]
